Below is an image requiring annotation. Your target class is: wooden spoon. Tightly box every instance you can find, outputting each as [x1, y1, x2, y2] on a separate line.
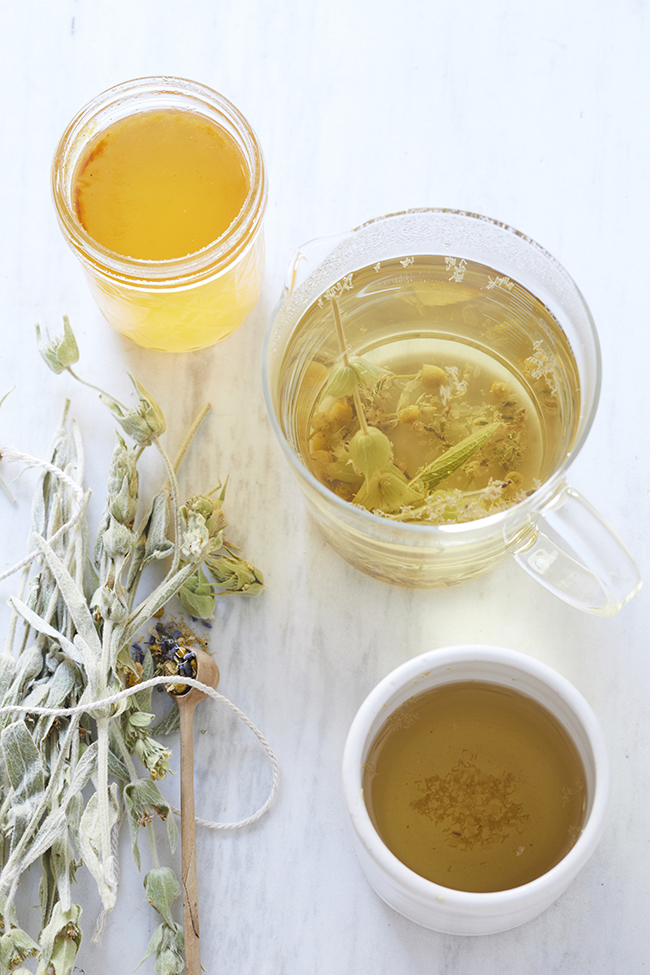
[172, 648, 220, 975]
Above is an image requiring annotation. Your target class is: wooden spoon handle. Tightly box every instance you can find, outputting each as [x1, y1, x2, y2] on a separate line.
[179, 701, 201, 975]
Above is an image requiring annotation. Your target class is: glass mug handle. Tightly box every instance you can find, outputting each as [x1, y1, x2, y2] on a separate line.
[505, 484, 641, 615]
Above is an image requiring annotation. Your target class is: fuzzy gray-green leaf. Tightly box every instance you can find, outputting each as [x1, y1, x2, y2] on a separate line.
[0, 924, 40, 971]
[125, 782, 176, 871]
[0, 721, 46, 853]
[143, 867, 180, 926]
[31, 534, 102, 659]
[144, 492, 174, 563]
[138, 920, 185, 975]
[119, 560, 199, 651]
[77, 783, 120, 907]
[178, 567, 216, 619]
[36, 901, 82, 975]
[46, 833, 80, 916]
[149, 706, 181, 737]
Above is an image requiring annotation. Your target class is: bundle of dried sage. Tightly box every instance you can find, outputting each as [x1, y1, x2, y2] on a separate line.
[0, 319, 264, 975]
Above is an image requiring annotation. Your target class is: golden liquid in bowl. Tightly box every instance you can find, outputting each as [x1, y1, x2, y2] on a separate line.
[363, 681, 587, 892]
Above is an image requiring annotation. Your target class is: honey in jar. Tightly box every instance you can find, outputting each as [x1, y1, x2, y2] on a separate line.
[52, 78, 267, 352]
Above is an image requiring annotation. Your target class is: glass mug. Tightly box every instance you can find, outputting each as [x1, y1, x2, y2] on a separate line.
[262, 209, 641, 614]
[52, 77, 267, 353]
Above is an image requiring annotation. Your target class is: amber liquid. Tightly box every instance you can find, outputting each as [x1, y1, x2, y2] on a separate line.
[68, 107, 263, 352]
[363, 681, 587, 892]
[74, 109, 249, 260]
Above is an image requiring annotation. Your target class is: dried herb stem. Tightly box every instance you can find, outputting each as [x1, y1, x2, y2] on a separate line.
[330, 297, 350, 367]
[96, 718, 116, 906]
[148, 822, 161, 869]
[352, 388, 370, 435]
[331, 297, 370, 435]
[173, 403, 212, 474]
[155, 436, 184, 580]
[3, 564, 28, 656]
[67, 366, 114, 401]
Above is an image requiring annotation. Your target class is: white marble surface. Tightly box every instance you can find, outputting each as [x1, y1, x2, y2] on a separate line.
[1, 1, 649, 972]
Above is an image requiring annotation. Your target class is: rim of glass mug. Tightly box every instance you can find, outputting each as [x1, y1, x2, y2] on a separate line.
[262, 208, 641, 613]
[51, 75, 267, 290]
[341, 644, 610, 936]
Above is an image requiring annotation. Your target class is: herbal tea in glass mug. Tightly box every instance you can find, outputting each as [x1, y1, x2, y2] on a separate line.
[52, 77, 267, 352]
[262, 209, 641, 614]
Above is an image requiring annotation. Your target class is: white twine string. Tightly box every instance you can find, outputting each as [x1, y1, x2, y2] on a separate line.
[0, 446, 86, 583]
[0, 674, 280, 830]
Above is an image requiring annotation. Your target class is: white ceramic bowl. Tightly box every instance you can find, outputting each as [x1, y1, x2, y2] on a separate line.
[342, 645, 610, 935]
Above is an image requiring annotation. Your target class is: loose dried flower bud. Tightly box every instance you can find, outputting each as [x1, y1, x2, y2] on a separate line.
[134, 736, 172, 781]
[420, 364, 447, 390]
[310, 432, 330, 453]
[35, 315, 79, 374]
[180, 511, 211, 562]
[102, 518, 136, 559]
[181, 493, 226, 541]
[205, 553, 264, 595]
[397, 405, 420, 424]
[329, 399, 353, 425]
[491, 381, 511, 401]
[91, 583, 128, 622]
[100, 375, 166, 445]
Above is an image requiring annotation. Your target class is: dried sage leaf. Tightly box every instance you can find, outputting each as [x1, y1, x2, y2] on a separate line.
[143, 867, 180, 927]
[410, 421, 502, 491]
[125, 782, 177, 870]
[77, 783, 120, 907]
[36, 902, 82, 975]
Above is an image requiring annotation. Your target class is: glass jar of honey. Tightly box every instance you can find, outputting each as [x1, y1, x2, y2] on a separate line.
[52, 76, 267, 353]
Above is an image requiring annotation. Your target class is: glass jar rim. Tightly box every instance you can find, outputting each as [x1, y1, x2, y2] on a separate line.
[51, 75, 267, 287]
